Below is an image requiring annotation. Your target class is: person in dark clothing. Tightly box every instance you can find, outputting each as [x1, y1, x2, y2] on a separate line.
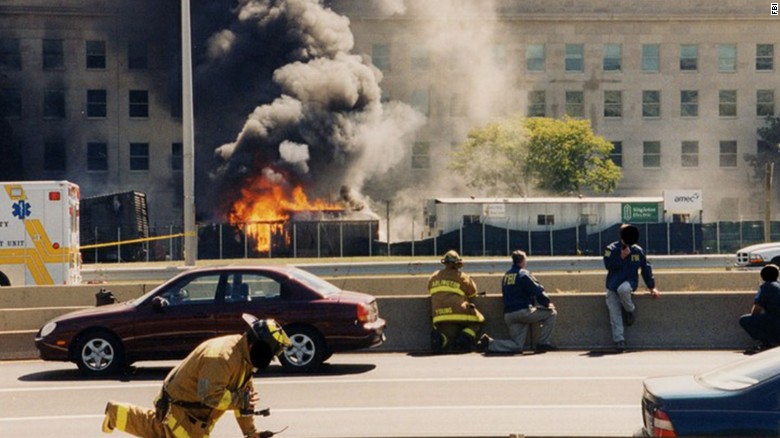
[740, 264, 780, 355]
[603, 224, 660, 352]
[477, 250, 557, 354]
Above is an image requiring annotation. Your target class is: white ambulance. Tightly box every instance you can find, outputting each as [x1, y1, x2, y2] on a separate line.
[0, 181, 81, 286]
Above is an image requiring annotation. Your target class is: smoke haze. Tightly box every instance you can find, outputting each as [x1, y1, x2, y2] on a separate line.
[195, 0, 509, 242]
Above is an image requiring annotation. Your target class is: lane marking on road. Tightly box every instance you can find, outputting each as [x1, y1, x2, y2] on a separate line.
[0, 376, 646, 393]
[0, 404, 639, 422]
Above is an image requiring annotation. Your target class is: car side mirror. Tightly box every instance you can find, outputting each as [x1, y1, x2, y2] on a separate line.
[152, 296, 169, 312]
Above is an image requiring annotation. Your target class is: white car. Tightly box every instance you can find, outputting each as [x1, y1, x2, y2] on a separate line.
[735, 242, 780, 267]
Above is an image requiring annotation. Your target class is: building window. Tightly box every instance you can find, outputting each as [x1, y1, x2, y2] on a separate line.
[537, 215, 555, 226]
[642, 90, 661, 118]
[641, 44, 660, 72]
[44, 141, 66, 172]
[0, 38, 21, 70]
[129, 90, 149, 118]
[757, 89, 775, 116]
[527, 90, 545, 117]
[42, 39, 64, 70]
[372, 43, 390, 72]
[719, 140, 737, 168]
[718, 44, 737, 72]
[680, 44, 698, 71]
[450, 93, 466, 117]
[643, 141, 661, 168]
[603, 44, 621, 71]
[86, 40, 106, 69]
[171, 142, 183, 171]
[0, 88, 21, 118]
[411, 141, 429, 169]
[130, 142, 149, 171]
[43, 89, 66, 119]
[410, 46, 429, 71]
[410, 89, 429, 116]
[610, 141, 622, 167]
[719, 90, 737, 117]
[681, 90, 698, 117]
[604, 90, 622, 118]
[565, 91, 584, 118]
[86, 89, 107, 118]
[463, 215, 481, 226]
[526, 44, 545, 71]
[87, 142, 108, 171]
[565, 44, 584, 72]
[128, 41, 148, 70]
[757, 44, 774, 71]
[681, 141, 699, 167]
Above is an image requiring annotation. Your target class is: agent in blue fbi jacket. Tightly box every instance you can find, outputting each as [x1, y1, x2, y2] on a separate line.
[603, 224, 660, 352]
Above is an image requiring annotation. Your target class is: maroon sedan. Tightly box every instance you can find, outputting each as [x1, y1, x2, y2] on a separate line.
[35, 265, 386, 376]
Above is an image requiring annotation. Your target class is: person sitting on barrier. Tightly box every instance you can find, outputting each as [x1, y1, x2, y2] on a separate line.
[603, 224, 660, 353]
[428, 250, 485, 352]
[740, 264, 780, 355]
[477, 250, 557, 355]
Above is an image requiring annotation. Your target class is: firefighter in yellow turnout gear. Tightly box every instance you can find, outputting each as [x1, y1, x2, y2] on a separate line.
[428, 250, 485, 352]
[102, 315, 291, 438]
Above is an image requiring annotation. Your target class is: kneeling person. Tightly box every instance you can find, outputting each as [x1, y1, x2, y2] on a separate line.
[102, 315, 291, 438]
[479, 250, 557, 354]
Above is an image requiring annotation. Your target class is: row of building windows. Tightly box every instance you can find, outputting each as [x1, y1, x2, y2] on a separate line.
[410, 140, 742, 170]
[0, 88, 154, 119]
[0, 38, 148, 71]
[41, 142, 182, 172]
[608, 140, 739, 168]
[403, 88, 776, 119]
[372, 42, 775, 74]
[528, 89, 775, 119]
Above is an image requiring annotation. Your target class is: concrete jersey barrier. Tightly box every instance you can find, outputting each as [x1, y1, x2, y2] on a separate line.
[0, 271, 760, 360]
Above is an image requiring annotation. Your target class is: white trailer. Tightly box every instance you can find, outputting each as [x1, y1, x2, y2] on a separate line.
[0, 181, 81, 286]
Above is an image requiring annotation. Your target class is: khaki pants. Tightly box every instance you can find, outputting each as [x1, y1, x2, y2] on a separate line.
[103, 401, 213, 438]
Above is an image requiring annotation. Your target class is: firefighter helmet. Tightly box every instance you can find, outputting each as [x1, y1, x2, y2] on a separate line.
[441, 250, 464, 268]
[242, 314, 292, 357]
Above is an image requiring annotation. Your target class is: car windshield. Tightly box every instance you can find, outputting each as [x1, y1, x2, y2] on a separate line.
[696, 348, 780, 390]
[290, 268, 342, 296]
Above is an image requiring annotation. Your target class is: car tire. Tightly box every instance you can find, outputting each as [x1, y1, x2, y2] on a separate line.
[278, 325, 326, 373]
[73, 330, 124, 376]
[771, 257, 780, 267]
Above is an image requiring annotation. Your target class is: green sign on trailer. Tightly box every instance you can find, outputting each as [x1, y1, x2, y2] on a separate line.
[622, 203, 659, 223]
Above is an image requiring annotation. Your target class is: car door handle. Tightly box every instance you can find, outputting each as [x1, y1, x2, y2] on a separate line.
[193, 312, 210, 319]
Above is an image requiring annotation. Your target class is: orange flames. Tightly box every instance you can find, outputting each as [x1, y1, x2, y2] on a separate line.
[228, 176, 343, 252]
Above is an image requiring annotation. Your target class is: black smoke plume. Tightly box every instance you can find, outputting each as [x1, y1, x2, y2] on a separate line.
[192, 0, 423, 220]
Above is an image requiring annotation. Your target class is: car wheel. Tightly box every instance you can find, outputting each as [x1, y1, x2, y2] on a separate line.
[278, 325, 326, 373]
[74, 330, 124, 376]
[771, 257, 780, 267]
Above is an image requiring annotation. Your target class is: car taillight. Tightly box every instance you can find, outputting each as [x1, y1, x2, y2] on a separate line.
[357, 302, 376, 323]
[652, 408, 676, 437]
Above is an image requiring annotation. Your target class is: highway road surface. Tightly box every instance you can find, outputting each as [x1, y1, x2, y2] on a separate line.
[0, 350, 745, 437]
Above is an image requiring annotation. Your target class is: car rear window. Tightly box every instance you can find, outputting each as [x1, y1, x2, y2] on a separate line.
[290, 269, 341, 296]
[696, 348, 780, 390]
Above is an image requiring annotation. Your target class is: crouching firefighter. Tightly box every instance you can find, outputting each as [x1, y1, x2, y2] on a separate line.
[428, 250, 485, 352]
[102, 314, 291, 438]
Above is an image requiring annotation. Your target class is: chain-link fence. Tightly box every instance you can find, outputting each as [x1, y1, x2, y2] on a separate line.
[80, 220, 780, 262]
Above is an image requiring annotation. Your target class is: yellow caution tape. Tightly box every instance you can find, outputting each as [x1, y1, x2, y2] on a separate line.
[80, 232, 196, 250]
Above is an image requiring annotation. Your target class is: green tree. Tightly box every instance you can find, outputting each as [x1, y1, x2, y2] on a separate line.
[448, 116, 530, 196]
[525, 117, 621, 194]
[745, 115, 780, 181]
[449, 116, 621, 196]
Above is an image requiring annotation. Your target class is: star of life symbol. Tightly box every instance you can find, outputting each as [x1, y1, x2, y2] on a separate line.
[12, 200, 31, 220]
